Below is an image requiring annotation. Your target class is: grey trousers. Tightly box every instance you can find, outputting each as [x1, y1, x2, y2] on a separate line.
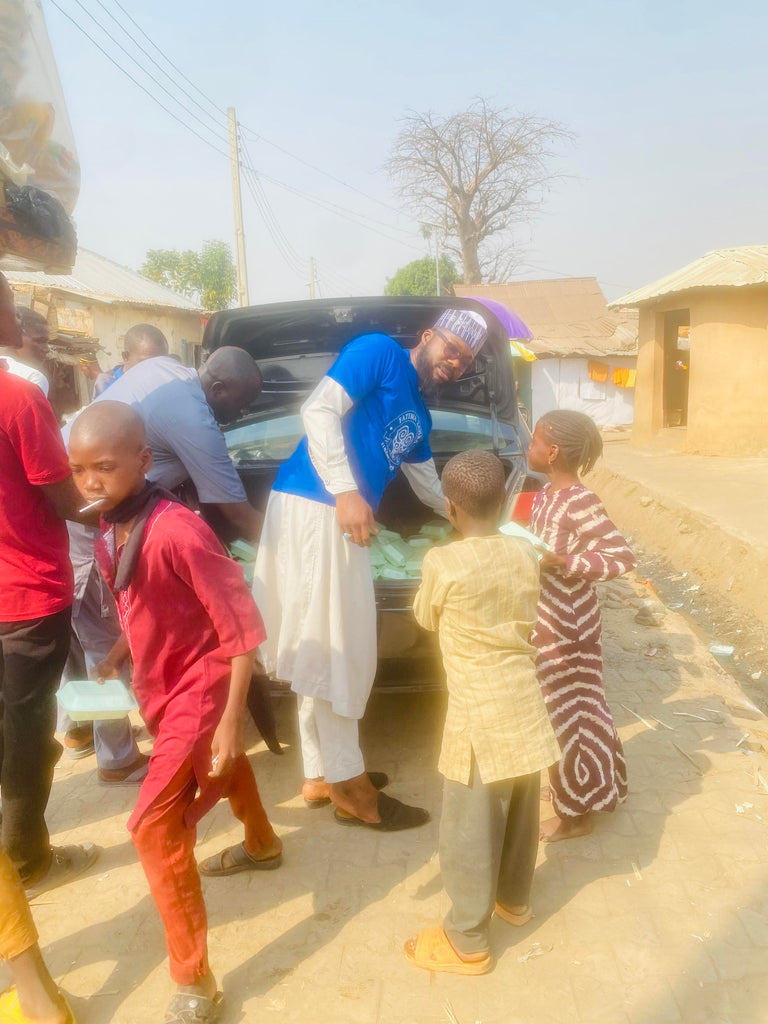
[58, 565, 139, 770]
[439, 762, 540, 955]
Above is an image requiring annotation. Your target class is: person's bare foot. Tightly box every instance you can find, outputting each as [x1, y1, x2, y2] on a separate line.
[494, 902, 533, 926]
[303, 772, 389, 807]
[302, 777, 330, 805]
[330, 772, 381, 823]
[6, 948, 71, 1023]
[301, 774, 327, 798]
[540, 813, 592, 843]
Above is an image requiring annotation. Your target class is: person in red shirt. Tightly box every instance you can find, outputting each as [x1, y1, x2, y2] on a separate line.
[68, 400, 281, 1024]
[0, 271, 98, 898]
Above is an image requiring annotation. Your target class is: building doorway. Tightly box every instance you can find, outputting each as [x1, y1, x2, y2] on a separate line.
[663, 310, 690, 427]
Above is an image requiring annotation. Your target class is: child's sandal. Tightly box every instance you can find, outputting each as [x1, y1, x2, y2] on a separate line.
[164, 989, 223, 1023]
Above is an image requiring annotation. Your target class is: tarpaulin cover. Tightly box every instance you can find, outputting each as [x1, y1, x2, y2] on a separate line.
[468, 295, 533, 340]
[0, 0, 78, 270]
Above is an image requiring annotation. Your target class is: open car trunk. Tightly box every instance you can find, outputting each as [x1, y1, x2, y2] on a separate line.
[208, 296, 531, 689]
[229, 460, 460, 689]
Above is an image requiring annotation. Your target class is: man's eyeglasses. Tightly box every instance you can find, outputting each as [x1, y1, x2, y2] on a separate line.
[432, 328, 474, 373]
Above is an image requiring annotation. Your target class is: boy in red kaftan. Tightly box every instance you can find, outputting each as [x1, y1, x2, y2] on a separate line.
[68, 401, 281, 1024]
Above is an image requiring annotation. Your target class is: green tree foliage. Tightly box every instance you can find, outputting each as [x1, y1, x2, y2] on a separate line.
[140, 240, 236, 311]
[197, 241, 237, 311]
[384, 255, 460, 296]
[140, 248, 199, 298]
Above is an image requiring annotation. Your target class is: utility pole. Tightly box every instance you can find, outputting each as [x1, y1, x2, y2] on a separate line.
[421, 222, 441, 296]
[309, 256, 316, 299]
[227, 107, 249, 307]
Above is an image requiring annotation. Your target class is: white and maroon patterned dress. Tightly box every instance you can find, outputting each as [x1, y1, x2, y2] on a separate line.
[530, 484, 634, 819]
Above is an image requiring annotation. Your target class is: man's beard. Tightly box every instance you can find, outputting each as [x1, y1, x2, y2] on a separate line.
[412, 347, 439, 395]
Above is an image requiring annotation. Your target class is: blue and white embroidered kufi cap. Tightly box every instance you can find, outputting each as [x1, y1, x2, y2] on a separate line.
[433, 308, 488, 355]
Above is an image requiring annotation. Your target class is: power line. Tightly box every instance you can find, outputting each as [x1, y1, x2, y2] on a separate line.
[243, 174, 306, 276]
[242, 133, 418, 243]
[54, 0, 420, 250]
[315, 270, 347, 297]
[239, 158, 308, 280]
[50, 0, 424, 269]
[256, 171, 423, 251]
[47, 0, 230, 159]
[90, 0, 226, 132]
[243, 180, 305, 278]
[63, 0, 229, 148]
[54, 0, 421, 251]
[108, 0, 225, 119]
[239, 124, 408, 221]
[315, 260, 364, 296]
[515, 260, 634, 291]
[240, 143, 307, 271]
[66, 0, 412, 230]
[240, 141, 410, 294]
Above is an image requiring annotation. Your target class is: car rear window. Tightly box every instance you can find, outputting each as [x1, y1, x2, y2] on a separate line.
[225, 409, 521, 463]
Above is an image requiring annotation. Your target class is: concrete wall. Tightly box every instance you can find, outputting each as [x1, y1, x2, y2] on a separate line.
[632, 305, 667, 443]
[10, 283, 204, 368]
[632, 286, 768, 455]
[85, 303, 203, 368]
[531, 356, 636, 427]
[687, 290, 768, 455]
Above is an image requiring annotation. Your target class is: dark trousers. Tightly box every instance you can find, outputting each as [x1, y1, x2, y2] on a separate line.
[0, 606, 71, 882]
[439, 762, 540, 955]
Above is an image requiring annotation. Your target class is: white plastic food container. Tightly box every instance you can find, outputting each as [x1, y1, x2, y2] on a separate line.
[57, 679, 138, 722]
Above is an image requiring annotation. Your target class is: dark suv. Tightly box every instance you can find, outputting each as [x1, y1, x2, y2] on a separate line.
[203, 295, 532, 689]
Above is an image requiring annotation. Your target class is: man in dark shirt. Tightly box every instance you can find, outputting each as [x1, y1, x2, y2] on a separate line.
[0, 271, 97, 896]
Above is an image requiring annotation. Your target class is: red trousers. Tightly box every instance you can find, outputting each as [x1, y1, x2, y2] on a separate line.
[132, 753, 276, 985]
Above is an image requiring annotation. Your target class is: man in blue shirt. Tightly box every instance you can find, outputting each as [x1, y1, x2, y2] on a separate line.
[253, 308, 489, 830]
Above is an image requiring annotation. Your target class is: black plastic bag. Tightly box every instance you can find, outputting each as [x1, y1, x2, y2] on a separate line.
[4, 182, 75, 245]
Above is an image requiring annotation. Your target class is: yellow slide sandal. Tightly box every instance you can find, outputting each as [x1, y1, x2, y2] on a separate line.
[0, 987, 77, 1024]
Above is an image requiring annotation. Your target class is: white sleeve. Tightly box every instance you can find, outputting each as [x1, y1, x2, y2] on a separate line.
[5, 358, 49, 397]
[401, 458, 447, 518]
[301, 376, 358, 496]
[32, 368, 49, 397]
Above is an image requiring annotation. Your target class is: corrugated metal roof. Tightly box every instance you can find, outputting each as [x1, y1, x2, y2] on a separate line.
[5, 248, 201, 311]
[610, 246, 768, 308]
[454, 278, 638, 358]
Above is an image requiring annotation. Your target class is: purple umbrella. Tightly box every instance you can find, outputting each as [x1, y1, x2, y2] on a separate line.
[469, 295, 533, 340]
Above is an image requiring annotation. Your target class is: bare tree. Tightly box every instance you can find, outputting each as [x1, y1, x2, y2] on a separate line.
[387, 99, 571, 284]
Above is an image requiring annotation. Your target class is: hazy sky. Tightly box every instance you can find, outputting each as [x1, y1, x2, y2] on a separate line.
[43, 0, 768, 303]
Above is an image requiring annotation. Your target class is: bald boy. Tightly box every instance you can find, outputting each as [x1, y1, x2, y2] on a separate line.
[69, 401, 280, 1023]
[69, 401, 151, 509]
[64, 340, 270, 779]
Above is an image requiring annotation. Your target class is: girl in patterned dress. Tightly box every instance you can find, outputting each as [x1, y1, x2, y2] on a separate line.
[526, 410, 635, 842]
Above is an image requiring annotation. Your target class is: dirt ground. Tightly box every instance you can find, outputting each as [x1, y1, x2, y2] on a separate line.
[5, 572, 768, 1023]
[586, 449, 768, 709]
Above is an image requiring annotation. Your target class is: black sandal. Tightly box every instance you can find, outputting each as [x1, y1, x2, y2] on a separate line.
[334, 791, 429, 831]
